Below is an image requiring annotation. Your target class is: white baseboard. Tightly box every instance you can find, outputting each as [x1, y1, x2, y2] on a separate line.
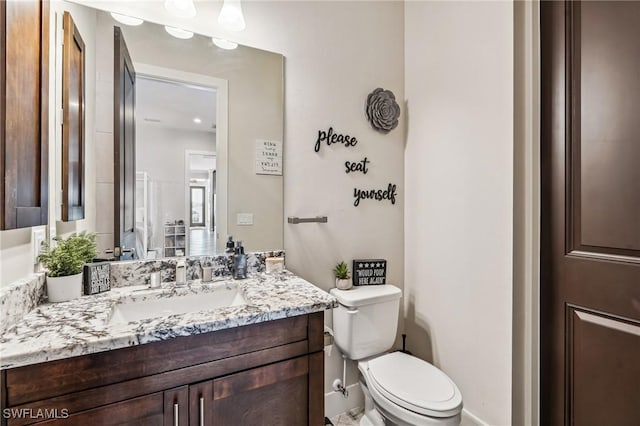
[325, 383, 364, 419]
[461, 408, 490, 426]
[326, 389, 489, 426]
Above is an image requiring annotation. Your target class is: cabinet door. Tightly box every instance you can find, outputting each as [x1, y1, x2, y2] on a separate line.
[189, 381, 213, 426]
[212, 356, 309, 426]
[35, 392, 165, 425]
[164, 386, 189, 426]
[1, 0, 49, 230]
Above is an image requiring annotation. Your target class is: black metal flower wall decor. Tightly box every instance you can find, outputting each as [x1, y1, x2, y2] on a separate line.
[365, 88, 400, 133]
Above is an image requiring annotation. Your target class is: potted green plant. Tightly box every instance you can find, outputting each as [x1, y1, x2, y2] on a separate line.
[334, 261, 353, 290]
[38, 232, 97, 302]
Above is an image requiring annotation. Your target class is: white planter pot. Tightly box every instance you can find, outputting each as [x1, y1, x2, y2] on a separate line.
[46, 273, 83, 302]
[335, 278, 353, 290]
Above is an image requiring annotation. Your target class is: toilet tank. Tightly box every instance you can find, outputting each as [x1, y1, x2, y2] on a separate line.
[330, 285, 401, 360]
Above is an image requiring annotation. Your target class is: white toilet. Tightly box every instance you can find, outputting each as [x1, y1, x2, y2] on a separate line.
[330, 285, 463, 426]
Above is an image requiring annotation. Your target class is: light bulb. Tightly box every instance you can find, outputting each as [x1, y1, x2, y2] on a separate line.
[212, 38, 238, 50]
[110, 12, 144, 26]
[165, 26, 194, 39]
[218, 0, 246, 32]
[164, 0, 197, 19]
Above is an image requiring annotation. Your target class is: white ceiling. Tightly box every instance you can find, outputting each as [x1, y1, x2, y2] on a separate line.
[136, 76, 217, 133]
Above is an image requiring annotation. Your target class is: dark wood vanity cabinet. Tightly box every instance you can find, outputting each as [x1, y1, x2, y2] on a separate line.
[1, 0, 49, 230]
[0, 313, 325, 426]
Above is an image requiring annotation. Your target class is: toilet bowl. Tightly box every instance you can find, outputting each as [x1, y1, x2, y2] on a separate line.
[358, 352, 462, 426]
[330, 285, 463, 426]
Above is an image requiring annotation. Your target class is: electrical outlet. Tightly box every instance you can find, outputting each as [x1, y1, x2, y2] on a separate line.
[32, 229, 46, 264]
[236, 213, 254, 226]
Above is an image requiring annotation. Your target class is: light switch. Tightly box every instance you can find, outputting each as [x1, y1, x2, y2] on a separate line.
[237, 213, 254, 226]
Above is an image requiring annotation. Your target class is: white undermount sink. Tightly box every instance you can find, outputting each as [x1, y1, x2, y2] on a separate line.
[108, 285, 247, 325]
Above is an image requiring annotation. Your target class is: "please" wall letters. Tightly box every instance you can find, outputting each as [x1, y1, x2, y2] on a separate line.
[314, 126, 397, 207]
[314, 127, 358, 153]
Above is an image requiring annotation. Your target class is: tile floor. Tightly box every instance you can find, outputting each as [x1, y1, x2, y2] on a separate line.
[189, 228, 216, 255]
[330, 409, 475, 426]
[330, 408, 364, 425]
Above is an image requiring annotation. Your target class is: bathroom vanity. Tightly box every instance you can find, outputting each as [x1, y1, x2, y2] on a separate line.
[0, 271, 336, 426]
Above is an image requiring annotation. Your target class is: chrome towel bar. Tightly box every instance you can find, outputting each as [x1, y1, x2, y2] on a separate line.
[287, 216, 328, 224]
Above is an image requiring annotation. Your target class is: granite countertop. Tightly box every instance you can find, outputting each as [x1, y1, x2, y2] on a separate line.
[0, 270, 337, 370]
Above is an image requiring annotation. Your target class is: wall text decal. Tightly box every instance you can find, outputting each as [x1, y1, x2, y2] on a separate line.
[353, 183, 397, 207]
[313, 125, 398, 208]
[314, 127, 358, 152]
[345, 157, 369, 174]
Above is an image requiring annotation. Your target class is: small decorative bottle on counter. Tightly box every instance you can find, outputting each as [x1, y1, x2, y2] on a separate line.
[225, 236, 235, 254]
[233, 242, 248, 279]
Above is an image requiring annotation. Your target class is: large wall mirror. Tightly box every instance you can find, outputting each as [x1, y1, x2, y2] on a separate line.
[51, 1, 284, 260]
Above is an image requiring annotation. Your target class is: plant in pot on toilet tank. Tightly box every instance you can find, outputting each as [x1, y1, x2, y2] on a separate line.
[38, 232, 97, 302]
[334, 261, 353, 290]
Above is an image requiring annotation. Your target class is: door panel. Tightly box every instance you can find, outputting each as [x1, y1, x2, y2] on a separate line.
[570, 307, 640, 426]
[164, 386, 188, 426]
[61, 11, 85, 221]
[212, 356, 309, 426]
[1, 0, 49, 230]
[541, 1, 640, 425]
[189, 381, 213, 426]
[114, 26, 136, 260]
[569, 1, 640, 258]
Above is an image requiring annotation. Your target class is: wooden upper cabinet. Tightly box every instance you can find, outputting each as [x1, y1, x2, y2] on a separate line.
[0, 0, 49, 230]
[62, 11, 85, 221]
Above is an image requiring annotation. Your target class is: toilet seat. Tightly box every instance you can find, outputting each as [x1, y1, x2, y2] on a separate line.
[364, 352, 463, 418]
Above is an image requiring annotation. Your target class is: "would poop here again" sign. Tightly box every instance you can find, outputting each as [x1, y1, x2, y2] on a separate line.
[353, 259, 387, 286]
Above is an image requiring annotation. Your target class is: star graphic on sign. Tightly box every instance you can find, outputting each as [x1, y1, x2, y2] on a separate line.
[365, 263, 370, 268]
[376, 263, 381, 268]
[359, 263, 364, 268]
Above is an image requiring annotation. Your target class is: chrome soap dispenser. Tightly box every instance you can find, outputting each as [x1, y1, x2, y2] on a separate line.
[233, 241, 247, 279]
[176, 259, 187, 285]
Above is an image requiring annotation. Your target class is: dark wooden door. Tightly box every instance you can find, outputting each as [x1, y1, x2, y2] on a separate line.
[541, 2, 640, 425]
[114, 26, 136, 260]
[61, 11, 85, 222]
[1, 0, 49, 230]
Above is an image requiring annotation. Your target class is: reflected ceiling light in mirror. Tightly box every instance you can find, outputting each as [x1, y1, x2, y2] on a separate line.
[218, 0, 246, 32]
[164, 0, 197, 19]
[165, 26, 194, 39]
[110, 12, 144, 26]
[212, 38, 238, 50]
[193, 117, 202, 124]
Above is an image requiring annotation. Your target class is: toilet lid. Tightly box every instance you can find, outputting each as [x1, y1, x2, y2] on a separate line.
[367, 352, 462, 417]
